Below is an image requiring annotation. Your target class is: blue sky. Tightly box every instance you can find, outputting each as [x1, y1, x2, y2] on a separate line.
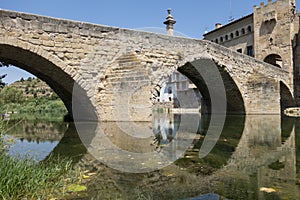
[0, 0, 299, 83]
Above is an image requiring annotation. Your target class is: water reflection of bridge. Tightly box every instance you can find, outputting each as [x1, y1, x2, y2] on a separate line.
[74, 115, 300, 199]
[45, 113, 300, 199]
[220, 115, 300, 199]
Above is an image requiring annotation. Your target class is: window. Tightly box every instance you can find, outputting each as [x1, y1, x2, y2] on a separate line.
[220, 37, 223, 42]
[246, 46, 254, 57]
[230, 33, 234, 39]
[215, 38, 219, 43]
[237, 48, 242, 53]
[241, 28, 245, 34]
[235, 30, 239, 37]
[247, 26, 252, 33]
[225, 35, 228, 41]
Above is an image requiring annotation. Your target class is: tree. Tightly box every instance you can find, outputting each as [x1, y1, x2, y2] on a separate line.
[0, 86, 24, 104]
[0, 74, 6, 89]
[0, 61, 9, 89]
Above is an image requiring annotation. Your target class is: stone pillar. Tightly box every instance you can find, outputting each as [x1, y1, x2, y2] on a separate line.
[163, 9, 176, 36]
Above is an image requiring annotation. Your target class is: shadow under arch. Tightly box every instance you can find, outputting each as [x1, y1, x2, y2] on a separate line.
[280, 81, 296, 113]
[177, 58, 245, 115]
[0, 44, 97, 121]
[264, 54, 283, 68]
[44, 123, 87, 164]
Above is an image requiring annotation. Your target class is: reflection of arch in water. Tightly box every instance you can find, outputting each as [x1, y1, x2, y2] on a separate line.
[44, 123, 87, 163]
[264, 54, 283, 68]
[152, 112, 181, 145]
[5, 120, 88, 163]
[225, 115, 295, 174]
[191, 114, 245, 169]
[0, 43, 97, 121]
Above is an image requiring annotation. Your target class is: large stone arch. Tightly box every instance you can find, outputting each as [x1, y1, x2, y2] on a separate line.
[0, 42, 97, 121]
[151, 55, 246, 115]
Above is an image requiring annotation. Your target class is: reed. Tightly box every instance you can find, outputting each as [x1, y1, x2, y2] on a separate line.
[0, 154, 75, 199]
[0, 121, 82, 199]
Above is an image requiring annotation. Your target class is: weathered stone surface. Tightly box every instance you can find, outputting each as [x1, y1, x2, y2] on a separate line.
[0, 9, 292, 121]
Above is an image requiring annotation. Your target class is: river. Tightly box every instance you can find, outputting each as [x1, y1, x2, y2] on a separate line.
[3, 113, 300, 199]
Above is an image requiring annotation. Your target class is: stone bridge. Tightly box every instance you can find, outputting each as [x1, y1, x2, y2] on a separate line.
[0, 10, 294, 121]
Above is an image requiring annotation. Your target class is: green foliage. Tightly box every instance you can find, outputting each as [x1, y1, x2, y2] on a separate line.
[0, 78, 67, 119]
[0, 154, 78, 199]
[0, 86, 24, 104]
[0, 74, 6, 89]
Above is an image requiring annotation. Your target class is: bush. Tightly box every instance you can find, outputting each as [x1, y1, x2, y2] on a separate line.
[0, 87, 24, 104]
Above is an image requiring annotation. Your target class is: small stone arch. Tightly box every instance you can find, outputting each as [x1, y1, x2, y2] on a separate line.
[264, 54, 283, 68]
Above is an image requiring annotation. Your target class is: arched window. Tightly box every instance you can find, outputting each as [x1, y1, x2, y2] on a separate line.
[247, 26, 252, 33]
[235, 30, 239, 37]
[220, 37, 223, 42]
[215, 38, 219, 43]
[225, 35, 228, 41]
[241, 28, 245, 34]
[230, 33, 234, 39]
[264, 54, 283, 68]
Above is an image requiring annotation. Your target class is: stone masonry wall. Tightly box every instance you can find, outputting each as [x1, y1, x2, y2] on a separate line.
[0, 10, 291, 121]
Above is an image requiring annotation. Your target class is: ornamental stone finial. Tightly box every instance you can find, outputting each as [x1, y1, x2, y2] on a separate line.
[163, 9, 176, 36]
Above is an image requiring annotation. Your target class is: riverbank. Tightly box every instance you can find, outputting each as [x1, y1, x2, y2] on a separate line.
[0, 121, 90, 199]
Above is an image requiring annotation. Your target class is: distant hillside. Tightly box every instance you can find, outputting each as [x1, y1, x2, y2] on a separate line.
[0, 77, 67, 120]
[9, 77, 56, 99]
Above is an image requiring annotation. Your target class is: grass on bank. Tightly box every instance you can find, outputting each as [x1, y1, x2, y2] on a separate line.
[0, 126, 88, 199]
[0, 152, 90, 199]
[0, 155, 71, 199]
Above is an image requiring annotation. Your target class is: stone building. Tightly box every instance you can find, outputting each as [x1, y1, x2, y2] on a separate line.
[203, 0, 300, 104]
[158, 71, 201, 108]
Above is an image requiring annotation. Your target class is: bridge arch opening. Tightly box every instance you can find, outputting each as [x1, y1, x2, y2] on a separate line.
[153, 58, 245, 115]
[280, 81, 296, 113]
[264, 54, 283, 68]
[154, 71, 201, 109]
[176, 59, 246, 115]
[0, 44, 97, 121]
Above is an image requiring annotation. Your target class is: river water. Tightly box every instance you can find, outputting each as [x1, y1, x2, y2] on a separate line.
[3, 113, 300, 199]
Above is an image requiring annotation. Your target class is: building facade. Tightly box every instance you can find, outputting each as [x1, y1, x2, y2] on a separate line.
[158, 71, 201, 108]
[203, 0, 300, 103]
